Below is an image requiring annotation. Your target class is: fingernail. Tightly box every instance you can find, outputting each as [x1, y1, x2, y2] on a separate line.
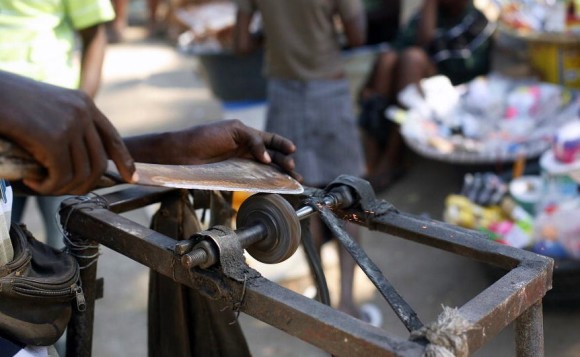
[263, 152, 272, 163]
[131, 171, 140, 183]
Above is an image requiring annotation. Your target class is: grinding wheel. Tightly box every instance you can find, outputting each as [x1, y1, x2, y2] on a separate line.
[236, 193, 301, 264]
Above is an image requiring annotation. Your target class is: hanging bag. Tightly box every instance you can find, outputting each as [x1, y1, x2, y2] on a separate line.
[0, 223, 85, 346]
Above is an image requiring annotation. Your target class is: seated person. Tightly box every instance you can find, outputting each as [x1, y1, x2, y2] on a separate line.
[358, 0, 494, 192]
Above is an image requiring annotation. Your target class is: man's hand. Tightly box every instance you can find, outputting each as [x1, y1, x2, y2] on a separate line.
[125, 119, 303, 182]
[0, 71, 136, 195]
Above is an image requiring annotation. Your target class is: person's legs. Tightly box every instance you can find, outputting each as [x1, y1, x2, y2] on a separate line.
[335, 222, 360, 317]
[368, 47, 438, 191]
[358, 51, 399, 175]
[147, 0, 167, 37]
[11, 196, 27, 223]
[359, 50, 398, 102]
[309, 216, 362, 319]
[394, 47, 437, 94]
[37, 196, 67, 249]
[108, 0, 130, 43]
[358, 51, 401, 191]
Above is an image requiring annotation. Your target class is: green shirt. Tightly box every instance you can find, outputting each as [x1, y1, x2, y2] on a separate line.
[0, 0, 114, 89]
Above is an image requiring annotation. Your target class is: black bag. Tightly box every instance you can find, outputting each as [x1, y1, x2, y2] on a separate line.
[0, 223, 85, 346]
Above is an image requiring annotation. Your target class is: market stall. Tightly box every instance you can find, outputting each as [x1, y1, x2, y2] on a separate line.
[393, 0, 580, 301]
[393, 73, 580, 301]
[499, 0, 580, 89]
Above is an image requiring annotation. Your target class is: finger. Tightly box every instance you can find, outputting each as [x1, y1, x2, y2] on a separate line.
[246, 131, 272, 164]
[93, 107, 136, 183]
[268, 150, 295, 171]
[83, 127, 109, 189]
[263, 132, 296, 155]
[268, 150, 303, 182]
[23, 148, 74, 195]
[55, 135, 92, 195]
[58, 129, 107, 194]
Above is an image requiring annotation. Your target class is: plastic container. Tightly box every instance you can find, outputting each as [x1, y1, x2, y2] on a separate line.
[538, 150, 580, 212]
[197, 50, 266, 102]
[509, 175, 542, 215]
[527, 36, 580, 89]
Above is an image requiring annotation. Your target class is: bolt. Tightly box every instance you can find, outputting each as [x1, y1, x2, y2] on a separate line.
[181, 248, 208, 268]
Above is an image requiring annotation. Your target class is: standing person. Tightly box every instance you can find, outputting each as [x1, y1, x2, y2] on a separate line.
[358, 0, 495, 192]
[235, 0, 376, 323]
[0, 69, 299, 356]
[0, 0, 115, 251]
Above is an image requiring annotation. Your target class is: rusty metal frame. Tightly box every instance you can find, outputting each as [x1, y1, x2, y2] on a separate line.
[61, 185, 552, 357]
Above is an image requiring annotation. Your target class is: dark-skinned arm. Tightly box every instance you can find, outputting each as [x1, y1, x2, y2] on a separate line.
[234, 9, 257, 55]
[416, 0, 438, 48]
[78, 24, 108, 98]
[123, 120, 303, 182]
[0, 71, 136, 195]
[341, 8, 367, 48]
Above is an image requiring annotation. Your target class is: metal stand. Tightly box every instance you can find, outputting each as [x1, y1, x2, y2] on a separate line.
[61, 179, 552, 357]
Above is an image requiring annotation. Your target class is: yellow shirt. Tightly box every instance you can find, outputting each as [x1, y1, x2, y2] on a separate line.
[0, 0, 114, 89]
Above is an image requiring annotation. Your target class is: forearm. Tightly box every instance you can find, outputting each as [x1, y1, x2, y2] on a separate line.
[234, 11, 257, 55]
[124, 131, 190, 165]
[342, 12, 367, 48]
[79, 25, 108, 98]
[416, 0, 438, 47]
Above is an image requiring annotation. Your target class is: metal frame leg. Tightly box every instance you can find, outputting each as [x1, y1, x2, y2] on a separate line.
[515, 301, 545, 357]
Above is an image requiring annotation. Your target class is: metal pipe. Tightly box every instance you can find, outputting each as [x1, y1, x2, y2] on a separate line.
[296, 195, 341, 220]
[515, 301, 544, 357]
[183, 193, 344, 269]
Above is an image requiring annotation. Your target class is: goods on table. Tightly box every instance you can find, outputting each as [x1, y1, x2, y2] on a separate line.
[499, 0, 580, 34]
[444, 122, 580, 260]
[397, 74, 579, 163]
[497, 1, 580, 88]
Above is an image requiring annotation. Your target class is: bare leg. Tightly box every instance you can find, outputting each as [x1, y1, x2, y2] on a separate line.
[309, 216, 360, 318]
[336, 223, 360, 317]
[359, 51, 398, 101]
[109, 0, 129, 43]
[359, 51, 399, 179]
[360, 130, 381, 177]
[394, 47, 437, 94]
[369, 47, 438, 190]
[147, 0, 166, 36]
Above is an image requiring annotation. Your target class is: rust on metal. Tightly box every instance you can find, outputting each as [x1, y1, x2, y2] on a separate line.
[61, 181, 552, 357]
[0, 136, 302, 194]
[107, 158, 304, 194]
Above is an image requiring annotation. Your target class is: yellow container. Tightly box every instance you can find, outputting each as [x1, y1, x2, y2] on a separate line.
[528, 36, 580, 89]
[232, 191, 254, 212]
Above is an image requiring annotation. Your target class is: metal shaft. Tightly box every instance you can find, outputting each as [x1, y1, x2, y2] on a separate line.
[181, 191, 350, 269]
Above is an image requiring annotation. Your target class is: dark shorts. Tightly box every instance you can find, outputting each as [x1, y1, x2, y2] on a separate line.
[357, 95, 394, 148]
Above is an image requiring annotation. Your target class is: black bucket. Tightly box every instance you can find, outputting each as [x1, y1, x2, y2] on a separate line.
[197, 50, 266, 102]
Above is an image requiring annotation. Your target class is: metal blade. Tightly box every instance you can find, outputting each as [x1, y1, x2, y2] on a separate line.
[107, 159, 303, 194]
[0, 137, 303, 194]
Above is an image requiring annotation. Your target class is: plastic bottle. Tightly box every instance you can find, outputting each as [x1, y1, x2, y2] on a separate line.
[501, 197, 534, 231]
[499, 197, 534, 248]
